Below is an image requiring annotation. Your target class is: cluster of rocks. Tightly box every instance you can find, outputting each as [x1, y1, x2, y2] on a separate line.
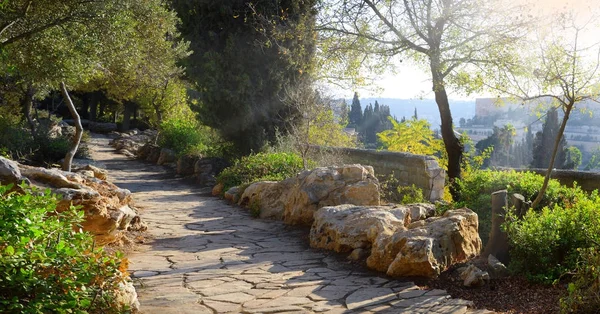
[0, 156, 146, 245]
[109, 131, 229, 187]
[220, 164, 482, 278]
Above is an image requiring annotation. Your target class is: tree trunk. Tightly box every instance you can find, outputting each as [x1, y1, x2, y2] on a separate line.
[531, 102, 574, 208]
[60, 82, 83, 172]
[121, 101, 134, 131]
[88, 91, 101, 122]
[431, 70, 463, 201]
[153, 104, 163, 125]
[21, 84, 36, 137]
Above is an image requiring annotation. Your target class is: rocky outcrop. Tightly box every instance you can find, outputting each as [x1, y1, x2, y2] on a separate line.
[367, 208, 481, 278]
[309, 204, 480, 278]
[157, 148, 176, 166]
[310, 204, 411, 253]
[460, 264, 489, 287]
[237, 165, 380, 226]
[109, 129, 157, 157]
[0, 157, 25, 185]
[177, 155, 199, 176]
[0, 156, 144, 245]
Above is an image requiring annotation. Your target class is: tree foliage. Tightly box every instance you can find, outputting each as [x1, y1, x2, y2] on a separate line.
[173, 0, 317, 154]
[318, 0, 529, 199]
[378, 117, 445, 167]
[485, 9, 600, 207]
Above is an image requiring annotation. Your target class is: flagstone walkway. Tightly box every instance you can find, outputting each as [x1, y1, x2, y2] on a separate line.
[90, 135, 491, 314]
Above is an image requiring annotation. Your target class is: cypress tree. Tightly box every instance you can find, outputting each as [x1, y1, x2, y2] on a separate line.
[349, 92, 363, 128]
[531, 108, 567, 169]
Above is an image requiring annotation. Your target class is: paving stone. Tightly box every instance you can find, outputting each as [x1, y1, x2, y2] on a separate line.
[345, 287, 398, 310]
[204, 292, 255, 303]
[201, 299, 242, 313]
[86, 136, 490, 314]
[398, 288, 427, 299]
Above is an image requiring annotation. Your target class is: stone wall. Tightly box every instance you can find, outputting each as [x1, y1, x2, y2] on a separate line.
[510, 168, 600, 193]
[311, 146, 446, 201]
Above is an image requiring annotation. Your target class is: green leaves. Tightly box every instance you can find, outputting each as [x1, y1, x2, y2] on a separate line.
[217, 152, 309, 192]
[378, 116, 446, 168]
[0, 185, 129, 313]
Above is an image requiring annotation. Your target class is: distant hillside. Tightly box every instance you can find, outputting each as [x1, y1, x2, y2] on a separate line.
[349, 98, 476, 129]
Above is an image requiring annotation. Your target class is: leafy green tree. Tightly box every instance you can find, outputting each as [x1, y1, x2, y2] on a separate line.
[318, 0, 528, 199]
[348, 92, 363, 128]
[173, 0, 317, 154]
[584, 148, 600, 171]
[564, 146, 582, 170]
[378, 117, 445, 167]
[1, 0, 188, 168]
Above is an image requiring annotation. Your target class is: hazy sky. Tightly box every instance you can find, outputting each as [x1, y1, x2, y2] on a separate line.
[336, 0, 598, 101]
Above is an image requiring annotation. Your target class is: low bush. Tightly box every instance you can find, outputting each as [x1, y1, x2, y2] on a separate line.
[504, 190, 600, 283]
[158, 118, 232, 158]
[560, 247, 600, 313]
[217, 152, 309, 192]
[456, 170, 577, 246]
[0, 185, 129, 313]
[378, 174, 426, 204]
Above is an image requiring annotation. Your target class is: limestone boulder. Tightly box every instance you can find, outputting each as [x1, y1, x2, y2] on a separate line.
[5, 158, 142, 245]
[146, 146, 162, 164]
[238, 180, 294, 220]
[109, 130, 157, 156]
[283, 165, 380, 225]
[0, 156, 23, 185]
[224, 186, 241, 204]
[157, 148, 176, 165]
[310, 204, 410, 253]
[177, 155, 199, 176]
[460, 264, 489, 287]
[406, 203, 437, 221]
[115, 278, 140, 311]
[212, 183, 224, 196]
[367, 208, 482, 278]
[74, 164, 108, 180]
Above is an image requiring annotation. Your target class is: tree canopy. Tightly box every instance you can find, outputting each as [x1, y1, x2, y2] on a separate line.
[173, 0, 318, 154]
[317, 0, 529, 199]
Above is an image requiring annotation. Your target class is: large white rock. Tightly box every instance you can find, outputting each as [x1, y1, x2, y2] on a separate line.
[283, 165, 380, 225]
[6, 158, 141, 245]
[310, 204, 410, 253]
[367, 208, 482, 278]
[237, 164, 380, 225]
[0, 156, 22, 185]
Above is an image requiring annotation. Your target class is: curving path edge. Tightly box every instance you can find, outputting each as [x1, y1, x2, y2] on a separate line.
[89, 135, 492, 314]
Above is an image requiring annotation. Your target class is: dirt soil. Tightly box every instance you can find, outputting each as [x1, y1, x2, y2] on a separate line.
[417, 258, 565, 314]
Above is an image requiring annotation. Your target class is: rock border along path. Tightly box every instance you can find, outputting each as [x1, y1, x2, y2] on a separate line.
[90, 135, 492, 314]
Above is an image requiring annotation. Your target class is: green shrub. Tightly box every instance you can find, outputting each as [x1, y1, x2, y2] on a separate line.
[379, 174, 427, 204]
[217, 152, 309, 192]
[0, 185, 129, 313]
[504, 191, 600, 283]
[560, 247, 600, 313]
[158, 118, 232, 157]
[456, 170, 576, 246]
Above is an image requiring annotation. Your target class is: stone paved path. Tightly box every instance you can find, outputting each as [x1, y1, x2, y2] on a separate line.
[90, 135, 491, 314]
